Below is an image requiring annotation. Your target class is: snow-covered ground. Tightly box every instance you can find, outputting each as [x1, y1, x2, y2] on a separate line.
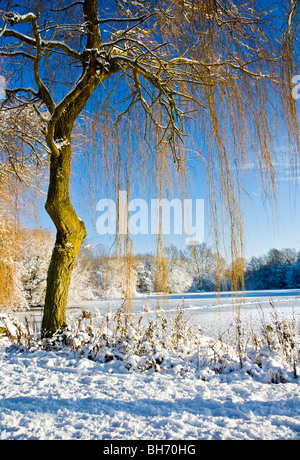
[0, 349, 299, 440]
[0, 289, 299, 441]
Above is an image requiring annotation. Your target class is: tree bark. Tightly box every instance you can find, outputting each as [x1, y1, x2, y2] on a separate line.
[41, 121, 87, 337]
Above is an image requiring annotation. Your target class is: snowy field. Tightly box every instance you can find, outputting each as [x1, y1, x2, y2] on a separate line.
[0, 289, 300, 441]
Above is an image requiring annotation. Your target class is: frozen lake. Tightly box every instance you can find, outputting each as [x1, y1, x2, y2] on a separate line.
[18, 289, 300, 342]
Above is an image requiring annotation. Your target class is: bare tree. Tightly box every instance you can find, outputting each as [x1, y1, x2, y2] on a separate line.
[0, 106, 48, 207]
[0, 102, 48, 310]
[0, 0, 299, 335]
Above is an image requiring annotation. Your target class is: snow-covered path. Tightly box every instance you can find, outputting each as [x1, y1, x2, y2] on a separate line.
[0, 347, 299, 440]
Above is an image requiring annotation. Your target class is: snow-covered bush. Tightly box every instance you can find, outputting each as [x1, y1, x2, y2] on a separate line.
[250, 305, 300, 380]
[1, 302, 299, 383]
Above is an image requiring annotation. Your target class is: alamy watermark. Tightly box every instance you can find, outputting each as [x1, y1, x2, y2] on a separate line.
[292, 75, 300, 100]
[0, 76, 5, 100]
[96, 191, 204, 246]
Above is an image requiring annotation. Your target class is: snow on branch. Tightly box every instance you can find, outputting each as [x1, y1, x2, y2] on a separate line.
[2, 11, 37, 27]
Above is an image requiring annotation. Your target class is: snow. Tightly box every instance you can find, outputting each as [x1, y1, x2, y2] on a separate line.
[0, 346, 299, 440]
[68, 289, 300, 342]
[0, 290, 299, 440]
[54, 138, 70, 150]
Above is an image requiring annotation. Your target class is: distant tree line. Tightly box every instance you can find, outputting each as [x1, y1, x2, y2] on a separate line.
[245, 248, 300, 291]
[135, 245, 300, 294]
[0, 222, 299, 310]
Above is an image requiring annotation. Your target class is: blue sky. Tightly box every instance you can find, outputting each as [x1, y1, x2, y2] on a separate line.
[241, 166, 300, 258]
[35, 148, 300, 260]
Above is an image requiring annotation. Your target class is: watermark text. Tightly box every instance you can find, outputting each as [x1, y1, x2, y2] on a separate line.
[96, 191, 204, 246]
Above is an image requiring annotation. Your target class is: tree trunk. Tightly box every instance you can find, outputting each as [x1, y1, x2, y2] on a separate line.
[40, 0, 107, 337]
[41, 124, 86, 337]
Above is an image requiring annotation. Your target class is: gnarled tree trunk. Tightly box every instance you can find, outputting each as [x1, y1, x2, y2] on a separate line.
[40, 0, 103, 336]
[41, 123, 87, 337]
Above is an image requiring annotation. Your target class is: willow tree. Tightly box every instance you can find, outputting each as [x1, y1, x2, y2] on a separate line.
[0, 0, 299, 336]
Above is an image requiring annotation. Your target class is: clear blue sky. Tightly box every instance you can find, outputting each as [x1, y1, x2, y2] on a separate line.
[241, 167, 300, 258]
